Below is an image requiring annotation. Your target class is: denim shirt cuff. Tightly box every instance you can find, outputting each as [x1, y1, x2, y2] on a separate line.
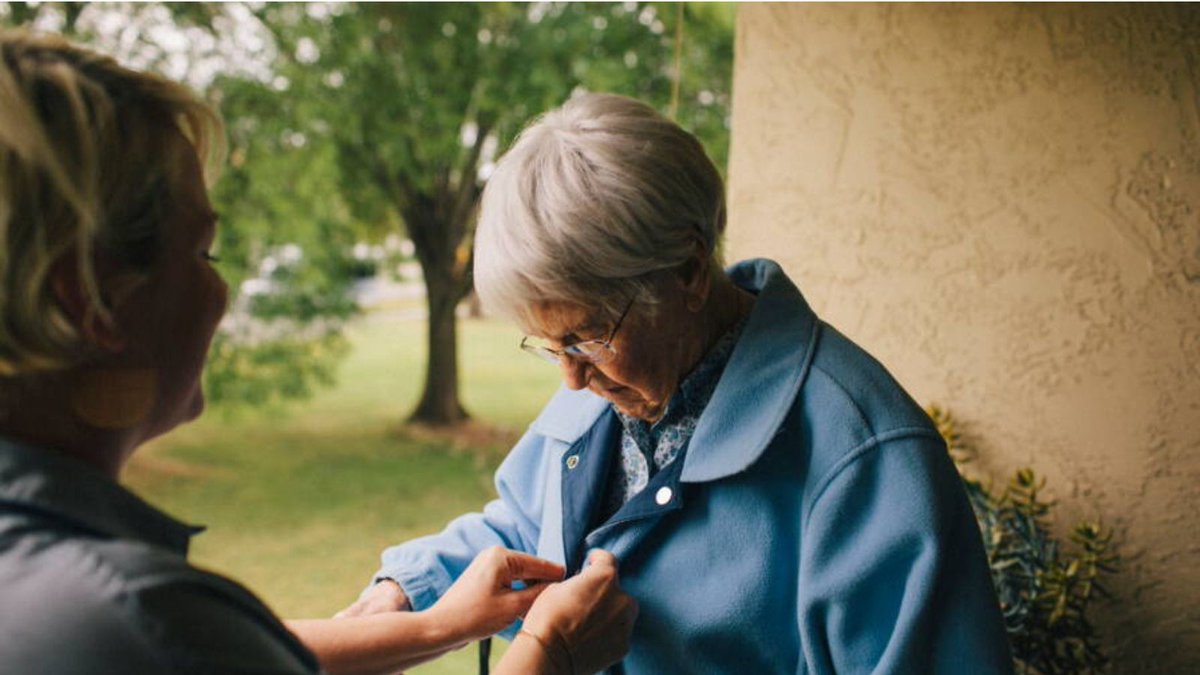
[374, 567, 448, 612]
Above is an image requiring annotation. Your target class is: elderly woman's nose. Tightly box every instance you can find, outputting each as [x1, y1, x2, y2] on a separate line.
[560, 357, 590, 390]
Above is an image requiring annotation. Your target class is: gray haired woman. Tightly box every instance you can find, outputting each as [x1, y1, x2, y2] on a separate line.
[349, 93, 1013, 674]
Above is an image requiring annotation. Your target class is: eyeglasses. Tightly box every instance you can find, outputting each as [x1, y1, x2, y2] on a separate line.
[520, 298, 635, 365]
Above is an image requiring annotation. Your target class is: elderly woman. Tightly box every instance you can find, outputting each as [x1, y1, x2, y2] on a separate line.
[346, 93, 1014, 673]
[0, 32, 634, 675]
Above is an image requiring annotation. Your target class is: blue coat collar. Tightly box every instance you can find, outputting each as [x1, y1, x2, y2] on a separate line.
[529, 258, 820, 483]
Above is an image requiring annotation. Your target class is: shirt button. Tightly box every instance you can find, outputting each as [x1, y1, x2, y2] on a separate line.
[655, 486, 673, 505]
[566, 455, 580, 470]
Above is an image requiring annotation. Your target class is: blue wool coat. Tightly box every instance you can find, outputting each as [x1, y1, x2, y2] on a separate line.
[374, 259, 1013, 674]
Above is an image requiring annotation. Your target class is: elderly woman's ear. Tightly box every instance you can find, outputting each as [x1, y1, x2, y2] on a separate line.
[678, 248, 713, 313]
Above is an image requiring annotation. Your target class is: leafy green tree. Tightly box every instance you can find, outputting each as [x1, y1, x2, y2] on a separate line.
[251, 2, 735, 425]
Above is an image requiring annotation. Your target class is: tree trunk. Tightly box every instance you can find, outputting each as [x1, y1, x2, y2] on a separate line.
[389, 139, 482, 426]
[402, 182, 474, 426]
[409, 267, 468, 425]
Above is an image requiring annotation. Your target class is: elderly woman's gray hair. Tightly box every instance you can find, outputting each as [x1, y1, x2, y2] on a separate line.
[474, 93, 725, 328]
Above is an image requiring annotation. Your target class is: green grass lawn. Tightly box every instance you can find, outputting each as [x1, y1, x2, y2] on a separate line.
[124, 314, 562, 673]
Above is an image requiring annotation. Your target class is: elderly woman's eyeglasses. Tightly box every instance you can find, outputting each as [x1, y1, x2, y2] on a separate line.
[520, 299, 634, 365]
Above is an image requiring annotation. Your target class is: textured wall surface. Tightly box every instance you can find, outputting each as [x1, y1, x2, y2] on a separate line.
[727, 4, 1199, 671]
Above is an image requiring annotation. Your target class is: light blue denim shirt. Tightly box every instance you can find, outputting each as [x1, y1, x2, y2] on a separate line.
[0, 437, 319, 674]
[373, 258, 1014, 674]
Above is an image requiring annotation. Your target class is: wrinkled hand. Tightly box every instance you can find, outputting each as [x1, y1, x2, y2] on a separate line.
[425, 546, 566, 645]
[521, 549, 638, 675]
[334, 579, 411, 619]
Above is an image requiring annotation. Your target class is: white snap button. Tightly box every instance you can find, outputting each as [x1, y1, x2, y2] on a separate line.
[655, 486, 673, 505]
[566, 455, 580, 470]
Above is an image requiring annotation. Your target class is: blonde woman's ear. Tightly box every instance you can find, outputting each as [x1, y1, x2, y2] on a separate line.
[48, 252, 128, 354]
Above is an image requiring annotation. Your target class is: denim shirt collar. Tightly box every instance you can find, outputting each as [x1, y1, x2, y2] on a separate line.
[530, 258, 820, 483]
[0, 437, 202, 553]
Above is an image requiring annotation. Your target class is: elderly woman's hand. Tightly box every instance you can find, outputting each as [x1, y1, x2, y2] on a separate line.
[515, 549, 638, 675]
[334, 579, 411, 618]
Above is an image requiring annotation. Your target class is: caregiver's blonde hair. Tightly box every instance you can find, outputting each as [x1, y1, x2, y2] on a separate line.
[0, 30, 223, 375]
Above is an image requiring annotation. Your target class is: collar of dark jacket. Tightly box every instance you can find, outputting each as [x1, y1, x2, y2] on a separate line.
[529, 258, 820, 483]
[0, 437, 202, 553]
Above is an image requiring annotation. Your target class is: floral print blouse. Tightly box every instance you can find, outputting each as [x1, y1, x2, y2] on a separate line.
[606, 316, 749, 515]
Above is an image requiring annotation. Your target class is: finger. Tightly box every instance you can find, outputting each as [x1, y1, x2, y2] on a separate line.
[585, 548, 618, 569]
[502, 550, 567, 584]
[504, 582, 555, 614]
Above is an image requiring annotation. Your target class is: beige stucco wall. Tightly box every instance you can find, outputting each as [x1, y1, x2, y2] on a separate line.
[727, 3, 1199, 671]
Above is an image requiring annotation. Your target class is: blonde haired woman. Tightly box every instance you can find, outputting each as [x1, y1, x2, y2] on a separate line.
[0, 31, 634, 675]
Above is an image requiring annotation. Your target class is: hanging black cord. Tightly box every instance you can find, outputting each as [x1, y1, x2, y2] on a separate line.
[478, 636, 491, 675]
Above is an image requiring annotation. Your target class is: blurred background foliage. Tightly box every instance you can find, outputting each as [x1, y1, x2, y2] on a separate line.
[0, 1, 735, 421]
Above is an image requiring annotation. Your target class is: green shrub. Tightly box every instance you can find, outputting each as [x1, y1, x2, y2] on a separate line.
[927, 406, 1120, 675]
